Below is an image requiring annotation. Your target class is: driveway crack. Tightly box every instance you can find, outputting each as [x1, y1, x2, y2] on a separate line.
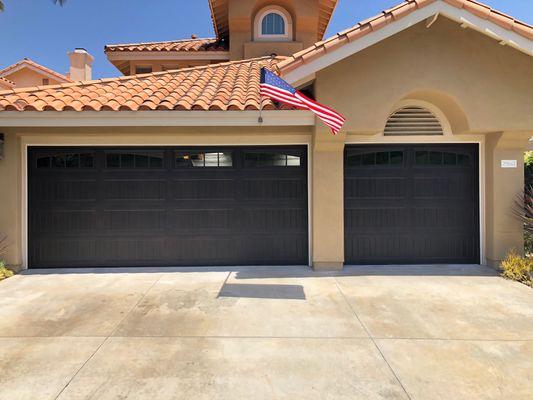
[53, 273, 163, 400]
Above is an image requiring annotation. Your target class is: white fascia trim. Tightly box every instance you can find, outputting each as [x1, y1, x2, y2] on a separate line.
[283, 1, 533, 84]
[106, 52, 230, 61]
[0, 110, 315, 127]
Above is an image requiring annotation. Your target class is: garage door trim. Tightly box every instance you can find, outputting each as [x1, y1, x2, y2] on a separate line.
[22, 143, 312, 269]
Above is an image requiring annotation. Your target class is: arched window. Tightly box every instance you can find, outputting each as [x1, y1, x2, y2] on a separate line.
[262, 12, 285, 35]
[254, 6, 293, 41]
[384, 107, 444, 136]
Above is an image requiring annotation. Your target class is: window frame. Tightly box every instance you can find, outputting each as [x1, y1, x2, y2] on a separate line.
[134, 65, 153, 75]
[254, 6, 293, 42]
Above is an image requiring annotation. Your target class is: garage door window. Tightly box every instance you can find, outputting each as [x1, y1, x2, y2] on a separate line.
[175, 151, 233, 168]
[415, 151, 470, 166]
[244, 151, 301, 167]
[36, 152, 94, 169]
[346, 151, 403, 167]
[106, 152, 164, 169]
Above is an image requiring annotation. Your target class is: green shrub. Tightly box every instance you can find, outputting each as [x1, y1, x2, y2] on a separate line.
[501, 250, 533, 287]
[525, 152, 533, 188]
[0, 260, 13, 281]
[0, 234, 13, 281]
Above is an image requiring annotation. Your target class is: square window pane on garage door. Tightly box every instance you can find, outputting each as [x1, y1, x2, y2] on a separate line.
[244, 151, 301, 167]
[175, 151, 233, 168]
[106, 151, 164, 169]
[36, 152, 95, 169]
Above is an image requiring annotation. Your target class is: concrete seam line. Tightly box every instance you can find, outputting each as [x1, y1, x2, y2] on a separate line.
[53, 273, 164, 400]
[53, 336, 109, 400]
[333, 277, 413, 400]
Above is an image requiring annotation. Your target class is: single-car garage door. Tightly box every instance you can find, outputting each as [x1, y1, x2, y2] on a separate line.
[344, 144, 479, 265]
[29, 146, 308, 268]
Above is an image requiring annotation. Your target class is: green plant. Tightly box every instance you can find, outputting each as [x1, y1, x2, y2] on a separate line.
[512, 185, 533, 255]
[0, 260, 13, 280]
[525, 152, 533, 188]
[500, 250, 532, 287]
[0, 235, 13, 281]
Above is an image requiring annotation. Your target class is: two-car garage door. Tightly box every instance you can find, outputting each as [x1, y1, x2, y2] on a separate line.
[28, 146, 308, 268]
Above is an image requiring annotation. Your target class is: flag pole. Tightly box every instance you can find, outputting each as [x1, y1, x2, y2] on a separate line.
[258, 67, 264, 124]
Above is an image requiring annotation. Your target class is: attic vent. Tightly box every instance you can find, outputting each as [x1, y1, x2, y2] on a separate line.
[384, 107, 443, 136]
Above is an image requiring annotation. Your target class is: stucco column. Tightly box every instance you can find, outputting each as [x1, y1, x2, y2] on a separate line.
[485, 132, 531, 268]
[311, 126, 345, 270]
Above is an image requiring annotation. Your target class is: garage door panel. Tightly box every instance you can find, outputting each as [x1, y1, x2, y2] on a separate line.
[345, 144, 479, 265]
[102, 209, 167, 231]
[29, 146, 308, 268]
[31, 238, 98, 266]
[240, 208, 307, 231]
[345, 177, 408, 199]
[33, 180, 97, 202]
[241, 178, 305, 200]
[172, 179, 236, 200]
[103, 180, 167, 200]
[32, 210, 98, 234]
[346, 234, 478, 263]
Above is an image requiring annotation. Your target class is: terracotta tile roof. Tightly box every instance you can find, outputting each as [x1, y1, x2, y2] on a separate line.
[278, 0, 533, 74]
[0, 57, 292, 112]
[0, 58, 71, 83]
[104, 38, 229, 53]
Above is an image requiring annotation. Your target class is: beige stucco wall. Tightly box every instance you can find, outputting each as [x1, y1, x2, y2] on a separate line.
[4, 68, 63, 88]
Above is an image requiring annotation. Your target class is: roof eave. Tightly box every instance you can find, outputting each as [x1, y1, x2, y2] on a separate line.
[280, 0, 533, 84]
[0, 110, 315, 127]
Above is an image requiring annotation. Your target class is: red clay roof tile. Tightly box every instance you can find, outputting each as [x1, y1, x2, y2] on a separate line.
[0, 57, 286, 112]
[104, 38, 229, 53]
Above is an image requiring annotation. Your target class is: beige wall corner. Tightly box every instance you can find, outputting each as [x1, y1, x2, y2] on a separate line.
[311, 126, 345, 271]
[485, 131, 531, 267]
[0, 132, 22, 268]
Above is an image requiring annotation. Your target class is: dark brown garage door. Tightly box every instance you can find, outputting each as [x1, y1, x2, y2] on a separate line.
[344, 144, 479, 264]
[28, 146, 308, 268]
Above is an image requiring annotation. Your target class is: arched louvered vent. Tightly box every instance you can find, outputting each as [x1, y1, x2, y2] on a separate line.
[384, 107, 444, 136]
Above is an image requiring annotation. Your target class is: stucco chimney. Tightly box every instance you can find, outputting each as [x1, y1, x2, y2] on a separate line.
[68, 48, 94, 81]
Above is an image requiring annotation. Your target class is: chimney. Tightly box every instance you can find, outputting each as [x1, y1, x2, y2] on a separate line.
[68, 48, 94, 81]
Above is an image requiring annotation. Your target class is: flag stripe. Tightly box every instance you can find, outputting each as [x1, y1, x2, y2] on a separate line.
[260, 86, 306, 108]
[259, 68, 346, 135]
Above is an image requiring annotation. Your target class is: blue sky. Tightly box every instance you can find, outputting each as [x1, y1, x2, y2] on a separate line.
[0, 0, 531, 79]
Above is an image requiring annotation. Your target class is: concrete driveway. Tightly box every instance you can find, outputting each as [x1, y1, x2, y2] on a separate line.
[0, 265, 531, 400]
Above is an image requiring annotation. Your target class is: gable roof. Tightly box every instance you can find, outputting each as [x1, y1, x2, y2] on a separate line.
[208, 0, 338, 41]
[278, 0, 533, 80]
[0, 58, 71, 84]
[0, 77, 15, 89]
[104, 37, 229, 53]
[0, 57, 290, 112]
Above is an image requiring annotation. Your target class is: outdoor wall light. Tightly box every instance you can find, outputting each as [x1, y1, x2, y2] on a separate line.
[0, 133, 4, 160]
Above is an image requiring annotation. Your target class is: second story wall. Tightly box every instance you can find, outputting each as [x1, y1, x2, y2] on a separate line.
[228, 0, 320, 60]
[4, 69, 63, 88]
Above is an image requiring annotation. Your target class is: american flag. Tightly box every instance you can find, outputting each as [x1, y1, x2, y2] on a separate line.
[260, 67, 346, 135]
